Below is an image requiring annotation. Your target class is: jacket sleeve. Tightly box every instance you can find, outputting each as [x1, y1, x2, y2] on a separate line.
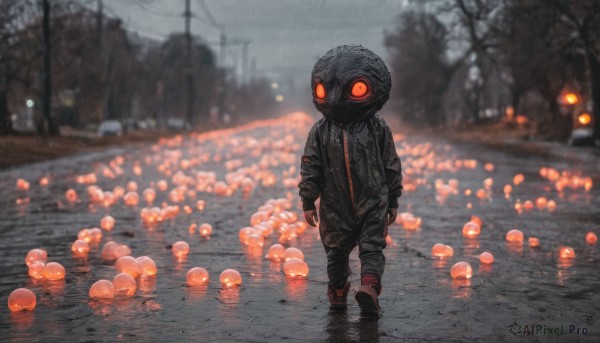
[298, 122, 323, 211]
[380, 121, 403, 208]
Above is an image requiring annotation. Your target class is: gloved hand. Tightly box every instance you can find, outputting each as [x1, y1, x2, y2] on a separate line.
[387, 208, 397, 226]
[304, 210, 319, 227]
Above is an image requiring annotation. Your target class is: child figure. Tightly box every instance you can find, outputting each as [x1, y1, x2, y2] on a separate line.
[299, 45, 402, 316]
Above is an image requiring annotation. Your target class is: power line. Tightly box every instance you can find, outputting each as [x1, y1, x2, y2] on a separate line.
[107, 0, 220, 36]
[121, 0, 182, 18]
[196, 0, 219, 28]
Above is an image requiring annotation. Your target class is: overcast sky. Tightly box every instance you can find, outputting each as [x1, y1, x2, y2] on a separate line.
[99, 0, 428, 89]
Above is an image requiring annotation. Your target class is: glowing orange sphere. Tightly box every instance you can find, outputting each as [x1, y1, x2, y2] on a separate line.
[100, 215, 115, 231]
[143, 188, 156, 203]
[479, 251, 494, 264]
[250, 212, 269, 226]
[16, 178, 30, 191]
[431, 243, 454, 258]
[265, 244, 285, 262]
[462, 221, 481, 238]
[283, 247, 304, 261]
[506, 229, 524, 243]
[25, 249, 47, 266]
[199, 223, 213, 238]
[71, 240, 90, 255]
[8, 288, 36, 312]
[101, 241, 118, 260]
[315, 83, 326, 99]
[39, 176, 49, 186]
[283, 258, 309, 277]
[559, 246, 575, 259]
[547, 200, 557, 211]
[66, 189, 78, 202]
[113, 244, 132, 260]
[89, 280, 115, 299]
[535, 197, 547, 210]
[528, 237, 540, 247]
[136, 256, 157, 277]
[219, 269, 242, 287]
[450, 261, 473, 280]
[115, 256, 141, 278]
[186, 267, 210, 286]
[513, 174, 525, 186]
[586, 232, 598, 244]
[77, 228, 92, 243]
[196, 200, 206, 211]
[246, 233, 265, 248]
[43, 262, 66, 280]
[239, 227, 258, 244]
[156, 180, 168, 191]
[523, 200, 534, 212]
[470, 215, 483, 228]
[127, 181, 138, 192]
[89, 228, 103, 242]
[172, 241, 190, 257]
[113, 273, 137, 296]
[123, 192, 139, 206]
[28, 261, 45, 280]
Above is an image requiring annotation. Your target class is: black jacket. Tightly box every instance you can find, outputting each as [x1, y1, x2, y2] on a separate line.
[299, 115, 402, 214]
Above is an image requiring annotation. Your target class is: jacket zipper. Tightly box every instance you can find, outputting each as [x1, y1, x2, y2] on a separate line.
[342, 129, 355, 209]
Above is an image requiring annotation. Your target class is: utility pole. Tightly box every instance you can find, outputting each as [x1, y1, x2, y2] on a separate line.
[42, 0, 56, 135]
[185, 0, 195, 126]
[218, 26, 226, 118]
[96, 0, 103, 45]
[242, 41, 249, 84]
[219, 27, 226, 70]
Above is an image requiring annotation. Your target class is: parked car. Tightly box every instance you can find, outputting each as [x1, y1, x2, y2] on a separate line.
[97, 120, 123, 136]
[569, 112, 595, 146]
[166, 118, 190, 130]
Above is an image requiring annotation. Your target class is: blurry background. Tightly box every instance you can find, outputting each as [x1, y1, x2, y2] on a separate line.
[1, 0, 599, 144]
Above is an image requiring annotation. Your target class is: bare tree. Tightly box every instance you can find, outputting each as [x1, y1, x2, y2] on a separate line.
[385, 12, 456, 127]
[546, 0, 600, 141]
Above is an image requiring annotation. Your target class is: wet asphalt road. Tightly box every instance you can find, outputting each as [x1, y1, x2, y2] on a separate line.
[0, 113, 599, 342]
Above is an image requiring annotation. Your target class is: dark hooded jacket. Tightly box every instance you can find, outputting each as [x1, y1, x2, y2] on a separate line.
[299, 45, 403, 250]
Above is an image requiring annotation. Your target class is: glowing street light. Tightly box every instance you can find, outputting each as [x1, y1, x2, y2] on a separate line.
[563, 93, 579, 105]
[26, 99, 34, 108]
[578, 113, 591, 125]
[271, 82, 279, 89]
[275, 94, 284, 102]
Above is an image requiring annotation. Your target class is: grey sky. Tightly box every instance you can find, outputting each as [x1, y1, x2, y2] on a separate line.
[100, 0, 420, 89]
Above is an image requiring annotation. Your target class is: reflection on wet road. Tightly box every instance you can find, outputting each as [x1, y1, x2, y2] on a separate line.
[1, 113, 599, 342]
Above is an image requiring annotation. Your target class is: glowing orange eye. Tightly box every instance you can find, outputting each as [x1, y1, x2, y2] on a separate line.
[315, 83, 326, 100]
[350, 81, 369, 99]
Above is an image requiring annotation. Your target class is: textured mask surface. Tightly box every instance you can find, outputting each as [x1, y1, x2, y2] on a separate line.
[311, 45, 391, 126]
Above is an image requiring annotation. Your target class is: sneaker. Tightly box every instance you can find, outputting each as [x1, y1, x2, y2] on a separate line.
[327, 281, 350, 310]
[355, 284, 380, 317]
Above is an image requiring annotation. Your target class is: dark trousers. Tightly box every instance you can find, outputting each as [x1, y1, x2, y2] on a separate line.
[325, 246, 385, 289]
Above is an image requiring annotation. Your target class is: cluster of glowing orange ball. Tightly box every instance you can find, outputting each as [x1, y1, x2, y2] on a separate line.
[9, 112, 598, 313]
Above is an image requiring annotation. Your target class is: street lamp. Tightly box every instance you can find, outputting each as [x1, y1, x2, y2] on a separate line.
[275, 95, 284, 102]
[26, 99, 34, 108]
[563, 93, 579, 105]
[578, 113, 591, 126]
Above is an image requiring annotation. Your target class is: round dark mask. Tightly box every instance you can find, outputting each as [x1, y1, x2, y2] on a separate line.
[311, 45, 391, 126]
